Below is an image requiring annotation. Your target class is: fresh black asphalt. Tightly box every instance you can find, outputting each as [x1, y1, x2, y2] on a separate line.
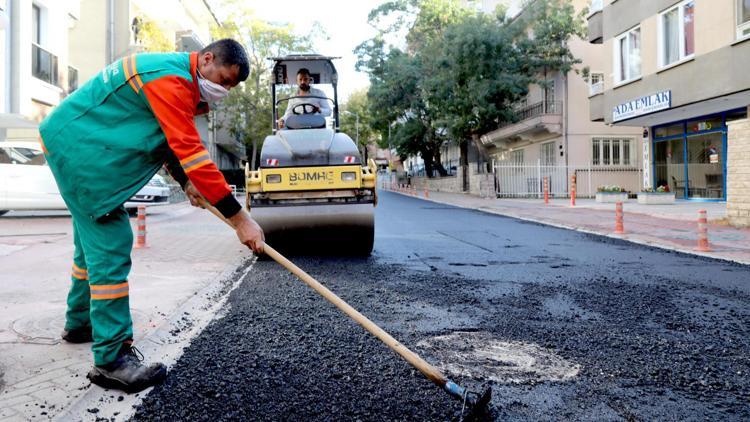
[132, 190, 750, 421]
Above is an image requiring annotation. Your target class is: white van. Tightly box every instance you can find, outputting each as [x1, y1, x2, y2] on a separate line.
[0, 141, 170, 216]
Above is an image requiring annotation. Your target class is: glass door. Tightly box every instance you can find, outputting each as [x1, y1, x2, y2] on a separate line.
[686, 132, 724, 199]
[654, 138, 685, 197]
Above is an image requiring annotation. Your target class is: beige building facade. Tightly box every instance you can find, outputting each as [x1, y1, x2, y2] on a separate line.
[480, 0, 644, 198]
[588, 0, 750, 225]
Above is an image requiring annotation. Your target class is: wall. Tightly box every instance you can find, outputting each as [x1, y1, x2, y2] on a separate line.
[727, 117, 750, 227]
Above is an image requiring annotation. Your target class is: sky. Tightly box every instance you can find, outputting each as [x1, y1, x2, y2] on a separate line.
[217, 0, 388, 101]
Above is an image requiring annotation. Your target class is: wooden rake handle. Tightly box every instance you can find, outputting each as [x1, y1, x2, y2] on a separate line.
[198, 198, 449, 387]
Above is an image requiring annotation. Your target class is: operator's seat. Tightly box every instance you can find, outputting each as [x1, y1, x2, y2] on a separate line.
[285, 114, 326, 130]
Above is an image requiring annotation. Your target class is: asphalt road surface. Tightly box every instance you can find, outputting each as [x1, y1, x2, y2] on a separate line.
[133, 191, 750, 421]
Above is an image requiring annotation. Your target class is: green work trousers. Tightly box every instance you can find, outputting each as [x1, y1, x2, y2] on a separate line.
[63, 202, 134, 367]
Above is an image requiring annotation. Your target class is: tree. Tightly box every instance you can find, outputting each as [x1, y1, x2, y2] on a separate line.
[356, 0, 474, 177]
[210, 0, 322, 169]
[340, 89, 377, 159]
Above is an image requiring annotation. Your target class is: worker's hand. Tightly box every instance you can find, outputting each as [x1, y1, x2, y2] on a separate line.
[312, 105, 320, 113]
[185, 181, 205, 208]
[229, 210, 265, 254]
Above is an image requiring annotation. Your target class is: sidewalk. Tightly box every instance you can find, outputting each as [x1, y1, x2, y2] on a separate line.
[0, 202, 252, 421]
[386, 187, 750, 265]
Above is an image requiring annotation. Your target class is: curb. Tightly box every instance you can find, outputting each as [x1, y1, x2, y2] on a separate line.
[54, 255, 257, 422]
[383, 188, 750, 267]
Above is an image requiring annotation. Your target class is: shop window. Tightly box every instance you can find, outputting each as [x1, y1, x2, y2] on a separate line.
[687, 116, 722, 133]
[592, 138, 634, 167]
[614, 26, 641, 84]
[654, 123, 684, 138]
[659, 1, 695, 68]
[738, 0, 750, 39]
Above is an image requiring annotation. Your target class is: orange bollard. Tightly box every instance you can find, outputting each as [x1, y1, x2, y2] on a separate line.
[614, 202, 624, 234]
[413, 186, 418, 196]
[570, 174, 576, 207]
[696, 209, 711, 252]
[424, 188, 429, 199]
[543, 176, 549, 205]
[134, 205, 148, 248]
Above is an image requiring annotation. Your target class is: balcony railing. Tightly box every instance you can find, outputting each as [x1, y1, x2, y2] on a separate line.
[68, 66, 79, 93]
[32, 43, 58, 87]
[590, 81, 603, 96]
[499, 101, 562, 129]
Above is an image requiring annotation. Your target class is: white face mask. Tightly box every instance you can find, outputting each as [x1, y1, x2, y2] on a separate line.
[197, 70, 229, 103]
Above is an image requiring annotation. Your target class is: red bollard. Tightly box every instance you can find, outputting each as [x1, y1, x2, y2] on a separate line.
[570, 174, 576, 207]
[543, 176, 549, 205]
[134, 205, 147, 248]
[614, 202, 625, 234]
[696, 209, 711, 252]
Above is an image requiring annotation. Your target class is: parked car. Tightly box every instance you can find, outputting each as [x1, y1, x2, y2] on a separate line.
[0, 141, 170, 216]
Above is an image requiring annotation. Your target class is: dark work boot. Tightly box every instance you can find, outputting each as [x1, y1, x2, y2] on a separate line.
[87, 343, 167, 394]
[61, 327, 93, 343]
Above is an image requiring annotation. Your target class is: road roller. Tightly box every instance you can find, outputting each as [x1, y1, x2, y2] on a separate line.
[245, 54, 377, 255]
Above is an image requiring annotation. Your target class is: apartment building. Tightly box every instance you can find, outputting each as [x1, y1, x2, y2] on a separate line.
[479, 0, 644, 198]
[588, 0, 750, 225]
[0, 0, 79, 143]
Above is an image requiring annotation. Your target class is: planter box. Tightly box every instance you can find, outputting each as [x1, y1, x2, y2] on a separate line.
[637, 192, 676, 205]
[596, 192, 628, 203]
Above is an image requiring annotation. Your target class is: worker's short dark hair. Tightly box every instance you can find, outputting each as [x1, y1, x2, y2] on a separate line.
[200, 39, 249, 82]
[297, 68, 311, 76]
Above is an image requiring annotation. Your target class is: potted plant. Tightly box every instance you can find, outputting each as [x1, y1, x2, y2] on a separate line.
[595, 185, 628, 203]
[637, 185, 676, 205]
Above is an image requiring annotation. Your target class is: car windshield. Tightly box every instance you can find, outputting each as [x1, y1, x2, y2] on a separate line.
[2, 146, 47, 166]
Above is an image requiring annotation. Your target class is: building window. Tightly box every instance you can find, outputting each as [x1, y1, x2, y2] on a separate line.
[592, 138, 634, 166]
[589, 72, 604, 95]
[739, 0, 750, 39]
[32, 4, 41, 44]
[614, 26, 641, 84]
[541, 142, 555, 166]
[510, 149, 524, 166]
[589, 0, 603, 14]
[659, 1, 695, 68]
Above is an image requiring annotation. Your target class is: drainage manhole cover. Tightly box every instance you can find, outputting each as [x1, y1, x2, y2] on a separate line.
[12, 309, 149, 345]
[417, 331, 580, 384]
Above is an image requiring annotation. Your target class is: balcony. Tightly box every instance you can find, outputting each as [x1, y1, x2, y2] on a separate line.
[32, 43, 59, 87]
[589, 93, 604, 122]
[587, 0, 603, 44]
[481, 101, 563, 150]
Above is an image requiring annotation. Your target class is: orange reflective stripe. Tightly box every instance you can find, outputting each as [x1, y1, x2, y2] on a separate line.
[90, 281, 128, 291]
[179, 150, 209, 166]
[72, 264, 88, 280]
[90, 282, 129, 300]
[122, 56, 139, 93]
[131, 55, 144, 91]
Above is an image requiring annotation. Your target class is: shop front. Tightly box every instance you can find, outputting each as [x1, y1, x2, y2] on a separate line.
[652, 109, 747, 201]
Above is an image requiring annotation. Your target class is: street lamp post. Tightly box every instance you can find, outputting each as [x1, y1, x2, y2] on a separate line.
[344, 111, 362, 161]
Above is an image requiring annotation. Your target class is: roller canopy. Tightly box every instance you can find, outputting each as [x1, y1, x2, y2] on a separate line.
[269, 54, 340, 85]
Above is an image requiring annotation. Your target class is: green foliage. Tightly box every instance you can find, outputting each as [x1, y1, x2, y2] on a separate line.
[597, 185, 623, 193]
[138, 18, 174, 52]
[340, 89, 377, 153]
[355, 0, 585, 178]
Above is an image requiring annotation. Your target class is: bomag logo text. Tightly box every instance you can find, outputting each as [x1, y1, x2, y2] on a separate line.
[289, 171, 333, 183]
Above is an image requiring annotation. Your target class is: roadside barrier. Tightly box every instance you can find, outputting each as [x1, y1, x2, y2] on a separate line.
[543, 176, 549, 205]
[614, 202, 624, 234]
[696, 209, 711, 252]
[134, 206, 147, 249]
[570, 174, 576, 207]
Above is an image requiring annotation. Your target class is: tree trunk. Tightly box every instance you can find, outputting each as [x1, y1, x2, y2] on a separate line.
[433, 148, 447, 177]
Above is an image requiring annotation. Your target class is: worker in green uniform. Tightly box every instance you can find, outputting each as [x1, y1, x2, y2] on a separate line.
[39, 39, 264, 393]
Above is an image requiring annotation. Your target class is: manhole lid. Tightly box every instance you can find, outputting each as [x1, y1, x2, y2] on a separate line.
[417, 331, 580, 384]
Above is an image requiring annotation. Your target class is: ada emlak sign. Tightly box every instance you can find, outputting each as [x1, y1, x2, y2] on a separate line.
[613, 90, 671, 122]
